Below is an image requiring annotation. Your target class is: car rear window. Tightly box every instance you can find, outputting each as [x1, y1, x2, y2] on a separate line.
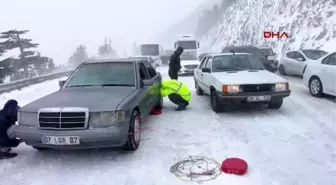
[212, 54, 265, 72]
[301, 49, 328, 60]
[65, 62, 135, 87]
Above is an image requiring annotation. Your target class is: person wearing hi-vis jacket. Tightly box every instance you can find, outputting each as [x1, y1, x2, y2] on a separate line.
[160, 79, 191, 111]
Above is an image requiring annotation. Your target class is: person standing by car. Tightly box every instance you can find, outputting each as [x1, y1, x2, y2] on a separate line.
[0, 99, 21, 159]
[160, 79, 191, 111]
[168, 47, 184, 80]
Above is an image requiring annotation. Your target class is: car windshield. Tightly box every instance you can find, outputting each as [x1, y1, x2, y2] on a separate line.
[180, 52, 197, 60]
[259, 48, 275, 56]
[212, 55, 265, 72]
[301, 49, 328, 60]
[65, 62, 135, 87]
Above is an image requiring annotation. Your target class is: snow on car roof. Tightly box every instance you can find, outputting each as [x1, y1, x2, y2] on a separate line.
[211, 52, 252, 57]
[85, 58, 136, 63]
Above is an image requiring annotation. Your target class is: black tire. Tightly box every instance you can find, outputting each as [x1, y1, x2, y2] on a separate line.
[210, 89, 222, 113]
[32, 146, 49, 151]
[154, 96, 163, 110]
[309, 76, 323, 97]
[268, 99, 283, 109]
[195, 81, 204, 95]
[279, 65, 286, 75]
[123, 110, 141, 151]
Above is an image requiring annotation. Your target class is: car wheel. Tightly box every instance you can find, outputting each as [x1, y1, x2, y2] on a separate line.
[309, 77, 323, 97]
[123, 110, 141, 151]
[32, 146, 49, 151]
[268, 99, 283, 109]
[154, 96, 163, 110]
[195, 81, 204, 95]
[210, 90, 222, 113]
[279, 65, 286, 75]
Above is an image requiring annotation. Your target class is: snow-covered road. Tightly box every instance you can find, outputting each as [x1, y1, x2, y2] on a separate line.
[0, 68, 335, 185]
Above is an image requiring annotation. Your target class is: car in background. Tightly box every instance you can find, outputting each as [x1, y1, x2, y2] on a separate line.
[129, 56, 161, 68]
[168, 52, 200, 76]
[303, 52, 335, 97]
[279, 49, 328, 76]
[16, 59, 163, 151]
[197, 52, 210, 61]
[221, 46, 277, 72]
[258, 46, 278, 66]
[194, 52, 291, 112]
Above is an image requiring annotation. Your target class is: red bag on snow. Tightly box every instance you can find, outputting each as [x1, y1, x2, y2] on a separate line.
[221, 158, 248, 175]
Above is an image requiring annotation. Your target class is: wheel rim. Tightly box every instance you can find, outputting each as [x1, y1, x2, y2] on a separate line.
[133, 115, 140, 144]
[310, 79, 320, 94]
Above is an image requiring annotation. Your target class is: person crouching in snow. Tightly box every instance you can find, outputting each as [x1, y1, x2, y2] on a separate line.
[0, 99, 21, 159]
[160, 79, 191, 111]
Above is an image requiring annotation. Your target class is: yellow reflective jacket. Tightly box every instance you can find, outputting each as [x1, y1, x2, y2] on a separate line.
[160, 79, 191, 102]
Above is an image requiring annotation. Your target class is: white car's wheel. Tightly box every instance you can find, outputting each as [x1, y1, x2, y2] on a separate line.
[123, 110, 141, 151]
[309, 77, 323, 97]
[268, 99, 283, 109]
[279, 65, 286, 75]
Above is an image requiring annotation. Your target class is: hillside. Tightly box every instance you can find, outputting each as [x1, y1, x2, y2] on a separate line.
[155, 0, 221, 49]
[199, 0, 336, 55]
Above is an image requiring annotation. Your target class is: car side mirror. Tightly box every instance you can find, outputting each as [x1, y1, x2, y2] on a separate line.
[297, 57, 304, 61]
[202, 68, 211, 73]
[59, 80, 66, 88]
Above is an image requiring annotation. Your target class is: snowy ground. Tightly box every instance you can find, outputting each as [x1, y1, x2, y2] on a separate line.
[0, 67, 335, 185]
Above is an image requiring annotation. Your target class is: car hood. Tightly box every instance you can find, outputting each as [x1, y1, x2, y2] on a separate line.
[181, 60, 199, 66]
[21, 87, 136, 112]
[212, 70, 287, 84]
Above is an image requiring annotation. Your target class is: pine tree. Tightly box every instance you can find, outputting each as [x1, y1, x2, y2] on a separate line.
[0, 30, 39, 78]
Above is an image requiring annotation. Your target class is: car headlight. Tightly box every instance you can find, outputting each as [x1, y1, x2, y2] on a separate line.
[222, 85, 240, 93]
[275, 83, 288, 91]
[89, 111, 125, 128]
[18, 111, 38, 126]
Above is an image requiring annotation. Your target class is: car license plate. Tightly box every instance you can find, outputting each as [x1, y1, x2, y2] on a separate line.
[247, 95, 271, 102]
[41, 136, 80, 145]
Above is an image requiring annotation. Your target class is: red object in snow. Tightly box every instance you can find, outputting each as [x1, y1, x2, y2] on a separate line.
[221, 158, 248, 175]
[150, 109, 162, 115]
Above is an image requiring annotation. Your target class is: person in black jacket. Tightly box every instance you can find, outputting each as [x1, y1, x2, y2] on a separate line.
[168, 47, 184, 80]
[0, 99, 21, 159]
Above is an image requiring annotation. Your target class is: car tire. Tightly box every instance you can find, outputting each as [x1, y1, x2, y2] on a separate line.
[210, 90, 222, 113]
[195, 81, 204, 95]
[309, 76, 323, 97]
[123, 110, 141, 151]
[279, 65, 286, 75]
[268, 99, 283, 109]
[32, 146, 49, 151]
[154, 96, 163, 110]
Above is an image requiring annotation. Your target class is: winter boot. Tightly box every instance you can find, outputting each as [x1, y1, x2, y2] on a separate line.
[175, 105, 187, 111]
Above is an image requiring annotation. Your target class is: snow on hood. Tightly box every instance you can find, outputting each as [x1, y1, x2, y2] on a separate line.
[212, 70, 287, 85]
[181, 60, 200, 65]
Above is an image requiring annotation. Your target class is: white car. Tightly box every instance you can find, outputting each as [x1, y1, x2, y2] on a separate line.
[303, 52, 336, 97]
[194, 53, 291, 112]
[178, 52, 200, 75]
[279, 49, 328, 76]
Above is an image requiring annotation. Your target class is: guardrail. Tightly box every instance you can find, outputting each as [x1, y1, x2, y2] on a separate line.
[0, 70, 73, 94]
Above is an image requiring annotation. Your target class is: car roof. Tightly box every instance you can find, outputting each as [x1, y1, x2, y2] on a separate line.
[207, 52, 252, 57]
[223, 45, 259, 49]
[84, 58, 138, 64]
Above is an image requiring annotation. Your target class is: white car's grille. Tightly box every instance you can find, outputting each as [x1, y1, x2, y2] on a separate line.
[241, 84, 274, 92]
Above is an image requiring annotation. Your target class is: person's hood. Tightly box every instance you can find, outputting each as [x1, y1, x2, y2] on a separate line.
[3, 99, 20, 122]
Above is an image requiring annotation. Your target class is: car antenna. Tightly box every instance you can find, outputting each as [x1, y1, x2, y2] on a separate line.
[230, 50, 235, 55]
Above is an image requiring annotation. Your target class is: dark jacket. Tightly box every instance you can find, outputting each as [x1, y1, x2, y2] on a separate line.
[169, 47, 184, 74]
[0, 100, 20, 147]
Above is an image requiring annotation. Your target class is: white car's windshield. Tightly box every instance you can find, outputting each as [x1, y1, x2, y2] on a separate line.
[212, 55, 265, 72]
[302, 49, 328, 60]
[65, 62, 135, 87]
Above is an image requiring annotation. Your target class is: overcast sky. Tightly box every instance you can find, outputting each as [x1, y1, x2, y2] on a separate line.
[0, 0, 206, 64]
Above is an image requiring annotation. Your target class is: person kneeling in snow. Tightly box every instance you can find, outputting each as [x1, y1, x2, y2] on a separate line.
[0, 99, 21, 159]
[160, 79, 191, 111]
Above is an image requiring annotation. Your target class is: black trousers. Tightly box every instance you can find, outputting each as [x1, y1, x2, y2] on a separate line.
[168, 94, 188, 106]
[168, 69, 178, 80]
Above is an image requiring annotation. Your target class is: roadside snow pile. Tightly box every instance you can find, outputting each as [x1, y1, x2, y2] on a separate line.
[200, 0, 336, 54]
